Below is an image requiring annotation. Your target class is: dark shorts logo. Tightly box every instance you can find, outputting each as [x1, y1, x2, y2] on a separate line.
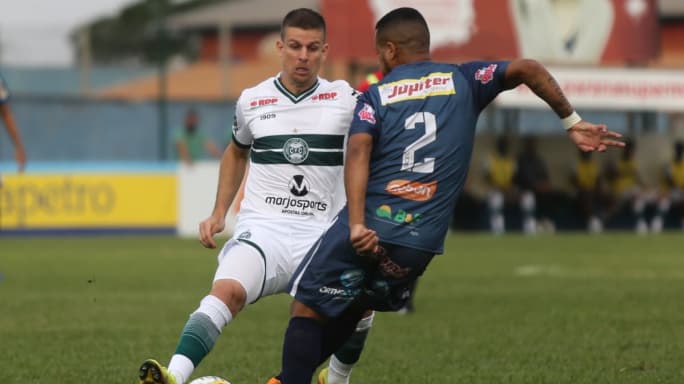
[289, 175, 309, 196]
[283, 138, 309, 164]
[340, 269, 364, 288]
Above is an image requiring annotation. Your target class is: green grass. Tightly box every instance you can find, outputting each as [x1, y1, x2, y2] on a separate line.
[1, 233, 684, 383]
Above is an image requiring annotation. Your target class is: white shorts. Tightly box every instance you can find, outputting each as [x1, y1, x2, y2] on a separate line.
[213, 217, 327, 304]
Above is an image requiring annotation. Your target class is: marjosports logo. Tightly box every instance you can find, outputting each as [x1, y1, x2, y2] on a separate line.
[282, 137, 309, 164]
[475, 64, 497, 84]
[265, 175, 326, 215]
[288, 175, 309, 197]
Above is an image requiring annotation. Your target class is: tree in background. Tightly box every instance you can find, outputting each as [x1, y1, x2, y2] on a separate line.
[70, 0, 228, 66]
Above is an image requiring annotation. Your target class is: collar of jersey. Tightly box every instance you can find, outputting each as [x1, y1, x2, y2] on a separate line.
[274, 76, 320, 103]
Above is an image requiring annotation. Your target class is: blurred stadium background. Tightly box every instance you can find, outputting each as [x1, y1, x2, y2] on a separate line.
[2, 1, 684, 383]
[1, 0, 684, 235]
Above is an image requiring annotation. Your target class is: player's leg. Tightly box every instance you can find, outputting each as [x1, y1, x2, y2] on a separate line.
[629, 190, 648, 234]
[487, 190, 506, 234]
[279, 219, 371, 384]
[650, 194, 670, 233]
[520, 190, 537, 234]
[140, 238, 266, 384]
[321, 309, 375, 384]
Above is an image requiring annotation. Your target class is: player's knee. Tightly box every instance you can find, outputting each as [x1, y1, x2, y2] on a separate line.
[210, 279, 247, 315]
[291, 299, 326, 321]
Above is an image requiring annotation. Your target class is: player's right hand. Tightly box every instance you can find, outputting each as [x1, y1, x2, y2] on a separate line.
[350, 224, 380, 257]
[199, 215, 226, 249]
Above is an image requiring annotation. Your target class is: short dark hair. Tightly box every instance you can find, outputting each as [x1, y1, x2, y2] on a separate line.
[375, 7, 430, 53]
[281, 8, 326, 40]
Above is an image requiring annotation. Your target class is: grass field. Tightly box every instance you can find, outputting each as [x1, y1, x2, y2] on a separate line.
[1, 233, 684, 383]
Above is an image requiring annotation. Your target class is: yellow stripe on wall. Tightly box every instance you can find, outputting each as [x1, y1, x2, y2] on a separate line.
[0, 174, 176, 228]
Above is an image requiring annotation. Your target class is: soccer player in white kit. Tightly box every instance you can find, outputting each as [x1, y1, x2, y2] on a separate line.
[138, 8, 373, 384]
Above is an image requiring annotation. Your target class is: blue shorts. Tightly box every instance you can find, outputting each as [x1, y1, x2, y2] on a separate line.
[288, 217, 434, 318]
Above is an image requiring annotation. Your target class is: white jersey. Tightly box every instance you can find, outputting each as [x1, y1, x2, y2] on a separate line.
[232, 75, 358, 227]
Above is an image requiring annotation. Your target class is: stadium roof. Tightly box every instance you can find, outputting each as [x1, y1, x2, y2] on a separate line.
[166, 0, 319, 30]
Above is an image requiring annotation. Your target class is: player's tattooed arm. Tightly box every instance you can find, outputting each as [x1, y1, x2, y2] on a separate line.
[503, 59, 574, 119]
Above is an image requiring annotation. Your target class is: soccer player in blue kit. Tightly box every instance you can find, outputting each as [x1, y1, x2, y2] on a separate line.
[272, 7, 625, 384]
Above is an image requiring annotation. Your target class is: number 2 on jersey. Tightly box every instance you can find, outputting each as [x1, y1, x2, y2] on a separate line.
[401, 112, 436, 173]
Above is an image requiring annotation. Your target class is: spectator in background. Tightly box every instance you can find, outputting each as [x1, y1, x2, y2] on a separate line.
[513, 136, 557, 234]
[0, 72, 26, 174]
[651, 140, 684, 232]
[570, 149, 605, 233]
[356, 69, 384, 92]
[603, 138, 649, 233]
[483, 135, 517, 234]
[174, 108, 221, 166]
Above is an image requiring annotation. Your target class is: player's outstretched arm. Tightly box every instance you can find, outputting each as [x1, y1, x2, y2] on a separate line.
[0, 104, 26, 172]
[199, 142, 249, 248]
[503, 59, 624, 152]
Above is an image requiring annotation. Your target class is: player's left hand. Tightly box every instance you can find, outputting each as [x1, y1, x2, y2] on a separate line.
[567, 121, 624, 152]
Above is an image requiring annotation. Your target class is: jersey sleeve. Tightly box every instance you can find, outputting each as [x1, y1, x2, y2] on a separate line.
[459, 61, 510, 112]
[231, 96, 252, 149]
[0, 74, 10, 105]
[349, 91, 379, 138]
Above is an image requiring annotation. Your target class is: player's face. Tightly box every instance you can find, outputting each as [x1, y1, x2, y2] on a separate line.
[277, 27, 328, 91]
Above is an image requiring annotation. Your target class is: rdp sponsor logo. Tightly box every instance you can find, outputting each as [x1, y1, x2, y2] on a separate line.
[249, 97, 278, 109]
[385, 179, 436, 201]
[0, 179, 115, 225]
[312, 92, 338, 101]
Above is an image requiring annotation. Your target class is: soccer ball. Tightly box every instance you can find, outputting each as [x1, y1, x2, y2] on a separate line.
[188, 376, 231, 384]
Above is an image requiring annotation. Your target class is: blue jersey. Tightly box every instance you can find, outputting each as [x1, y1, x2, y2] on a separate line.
[347, 60, 509, 253]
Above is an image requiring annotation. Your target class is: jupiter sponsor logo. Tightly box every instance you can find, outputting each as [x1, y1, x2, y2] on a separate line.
[379, 72, 455, 105]
[385, 179, 437, 201]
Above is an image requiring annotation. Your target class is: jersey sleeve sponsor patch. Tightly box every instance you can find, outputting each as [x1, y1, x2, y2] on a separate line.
[358, 103, 376, 124]
[474, 64, 498, 84]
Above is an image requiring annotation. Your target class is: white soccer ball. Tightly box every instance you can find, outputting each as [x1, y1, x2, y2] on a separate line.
[188, 376, 231, 384]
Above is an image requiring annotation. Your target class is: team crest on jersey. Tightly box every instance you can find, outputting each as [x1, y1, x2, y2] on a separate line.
[358, 103, 376, 124]
[249, 97, 279, 109]
[475, 64, 497, 84]
[385, 179, 437, 201]
[378, 72, 455, 105]
[282, 137, 309, 164]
